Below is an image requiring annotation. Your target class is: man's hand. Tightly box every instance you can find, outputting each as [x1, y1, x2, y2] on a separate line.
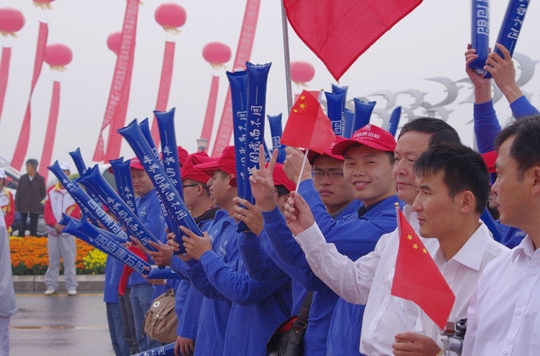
[392, 332, 442, 356]
[233, 197, 264, 235]
[174, 336, 194, 356]
[283, 191, 315, 235]
[54, 223, 64, 234]
[181, 226, 212, 260]
[283, 147, 312, 184]
[464, 44, 491, 104]
[249, 145, 278, 212]
[485, 43, 522, 104]
[147, 240, 175, 266]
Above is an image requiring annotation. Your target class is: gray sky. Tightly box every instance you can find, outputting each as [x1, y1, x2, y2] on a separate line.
[1, 0, 539, 167]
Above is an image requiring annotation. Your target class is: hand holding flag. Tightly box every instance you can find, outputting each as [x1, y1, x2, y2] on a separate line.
[391, 206, 455, 330]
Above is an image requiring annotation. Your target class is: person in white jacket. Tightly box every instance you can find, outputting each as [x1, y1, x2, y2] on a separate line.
[0, 209, 17, 356]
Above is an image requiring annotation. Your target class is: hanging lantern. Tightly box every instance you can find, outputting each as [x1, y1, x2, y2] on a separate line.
[44, 43, 73, 71]
[290, 61, 315, 86]
[202, 42, 231, 69]
[107, 31, 122, 55]
[0, 8, 25, 37]
[32, 0, 54, 10]
[154, 3, 187, 34]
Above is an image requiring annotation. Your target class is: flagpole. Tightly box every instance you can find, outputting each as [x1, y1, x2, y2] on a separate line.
[296, 149, 309, 192]
[280, 0, 293, 113]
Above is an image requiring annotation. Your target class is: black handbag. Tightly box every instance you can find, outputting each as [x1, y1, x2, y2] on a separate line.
[266, 291, 313, 356]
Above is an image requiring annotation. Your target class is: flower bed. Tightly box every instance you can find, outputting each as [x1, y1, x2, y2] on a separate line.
[9, 236, 106, 275]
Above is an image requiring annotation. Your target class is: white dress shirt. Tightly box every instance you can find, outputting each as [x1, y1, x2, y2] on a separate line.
[294, 205, 508, 355]
[462, 235, 540, 356]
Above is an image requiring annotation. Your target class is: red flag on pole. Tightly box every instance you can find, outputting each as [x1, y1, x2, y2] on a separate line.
[284, 0, 423, 81]
[391, 207, 455, 330]
[280, 90, 335, 154]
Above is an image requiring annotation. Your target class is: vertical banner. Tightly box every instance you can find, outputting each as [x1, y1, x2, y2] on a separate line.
[38, 81, 60, 182]
[151, 41, 176, 146]
[11, 21, 48, 170]
[200, 74, 220, 145]
[211, 0, 261, 157]
[0, 47, 12, 122]
[93, 0, 139, 162]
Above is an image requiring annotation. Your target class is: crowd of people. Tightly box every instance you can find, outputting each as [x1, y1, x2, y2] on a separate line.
[2, 42, 540, 356]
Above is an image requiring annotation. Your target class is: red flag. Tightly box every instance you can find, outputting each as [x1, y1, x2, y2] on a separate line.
[391, 207, 455, 330]
[284, 0, 423, 81]
[281, 90, 335, 154]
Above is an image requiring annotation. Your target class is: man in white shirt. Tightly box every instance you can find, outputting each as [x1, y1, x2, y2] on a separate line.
[284, 128, 508, 355]
[462, 116, 540, 356]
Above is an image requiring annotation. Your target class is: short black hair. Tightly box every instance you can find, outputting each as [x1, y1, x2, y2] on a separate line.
[414, 144, 489, 214]
[26, 158, 39, 168]
[399, 117, 461, 145]
[495, 115, 540, 178]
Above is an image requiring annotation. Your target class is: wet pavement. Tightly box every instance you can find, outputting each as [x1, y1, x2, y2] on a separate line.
[9, 292, 114, 356]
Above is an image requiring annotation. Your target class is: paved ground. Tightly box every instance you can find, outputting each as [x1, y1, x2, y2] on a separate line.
[9, 292, 115, 356]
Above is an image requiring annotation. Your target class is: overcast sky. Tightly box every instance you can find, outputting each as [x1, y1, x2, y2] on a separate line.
[1, 0, 539, 169]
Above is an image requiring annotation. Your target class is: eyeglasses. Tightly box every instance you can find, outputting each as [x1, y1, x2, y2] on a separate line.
[311, 169, 344, 179]
[182, 184, 199, 189]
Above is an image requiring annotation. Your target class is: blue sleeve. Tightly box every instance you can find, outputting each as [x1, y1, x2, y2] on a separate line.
[474, 100, 501, 153]
[200, 251, 289, 305]
[263, 207, 328, 291]
[238, 231, 290, 282]
[177, 283, 203, 338]
[184, 255, 229, 301]
[510, 95, 539, 119]
[297, 179, 338, 235]
[170, 256, 189, 279]
[174, 279, 189, 323]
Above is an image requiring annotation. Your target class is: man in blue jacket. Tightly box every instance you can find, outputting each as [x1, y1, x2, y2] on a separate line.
[180, 146, 291, 355]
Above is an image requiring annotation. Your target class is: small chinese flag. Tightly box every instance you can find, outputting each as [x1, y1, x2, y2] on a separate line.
[281, 90, 335, 154]
[391, 206, 455, 330]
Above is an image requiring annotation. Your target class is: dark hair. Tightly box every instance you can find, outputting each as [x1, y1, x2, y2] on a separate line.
[494, 115, 540, 178]
[399, 117, 461, 145]
[428, 129, 462, 148]
[275, 185, 290, 197]
[26, 158, 39, 168]
[414, 144, 489, 214]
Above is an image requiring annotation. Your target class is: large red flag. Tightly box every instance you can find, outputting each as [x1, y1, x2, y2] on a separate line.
[280, 90, 335, 154]
[391, 207, 455, 330]
[284, 0, 423, 81]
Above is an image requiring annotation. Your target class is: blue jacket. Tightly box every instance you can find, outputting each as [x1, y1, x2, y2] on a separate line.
[261, 197, 368, 356]
[174, 209, 217, 339]
[103, 255, 123, 303]
[267, 178, 401, 356]
[184, 210, 240, 356]
[200, 240, 291, 356]
[129, 189, 167, 287]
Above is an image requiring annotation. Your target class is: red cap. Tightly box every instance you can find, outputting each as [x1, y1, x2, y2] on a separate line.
[129, 157, 145, 170]
[273, 163, 296, 192]
[307, 136, 346, 163]
[182, 152, 213, 184]
[177, 146, 189, 167]
[332, 124, 396, 155]
[195, 146, 236, 176]
[481, 151, 497, 174]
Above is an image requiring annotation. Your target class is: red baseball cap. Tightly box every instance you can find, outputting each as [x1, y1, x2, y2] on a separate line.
[177, 146, 189, 167]
[273, 163, 296, 192]
[129, 157, 145, 170]
[307, 136, 346, 163]
[195, 146, 236, 176]
[332, 124, 396, 155]
[182, 152, 213, 184]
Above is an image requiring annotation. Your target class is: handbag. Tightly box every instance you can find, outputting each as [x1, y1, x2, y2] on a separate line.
[143, 288, 177, 343]
[266, 291, 313, 356]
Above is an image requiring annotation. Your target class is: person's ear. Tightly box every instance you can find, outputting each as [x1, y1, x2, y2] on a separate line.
[530, 165, 540, 197]
[460, 190, 475, 214]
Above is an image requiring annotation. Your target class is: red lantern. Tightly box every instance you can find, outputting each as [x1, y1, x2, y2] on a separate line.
[0, 8, 25, 35]
[290, 61, 315, 86]
[202, 42, 231, 69]
[107, 32, 122, 55]
[32, 0, 54, 10]
[44, 43, 73, 71]
[155, 3, 186, 33]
